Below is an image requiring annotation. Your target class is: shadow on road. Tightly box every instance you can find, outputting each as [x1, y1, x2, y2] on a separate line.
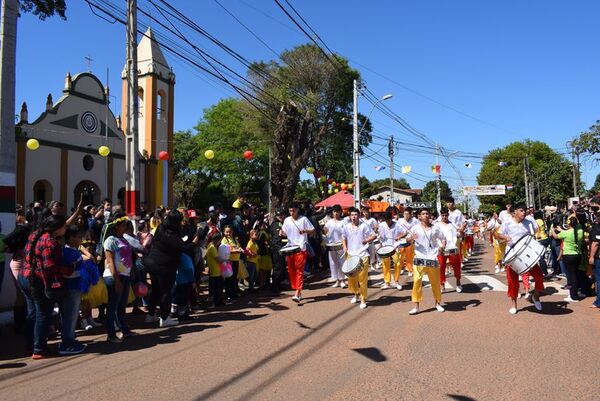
[444, 299, 482, 312]
[352, 347, 386, 362]
[369, 294, 411, 307]
[522, 301, 573, 315]
[447, 394, 477, 401]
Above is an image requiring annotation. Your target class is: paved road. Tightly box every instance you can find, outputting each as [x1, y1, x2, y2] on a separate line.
[1, 238, 599, 401]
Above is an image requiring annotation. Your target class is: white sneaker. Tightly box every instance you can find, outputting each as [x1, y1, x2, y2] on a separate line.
[80, 319, 93, 331]
[291, 295, 300, 302]
[564, 296, 579, 303]
[340, 281, 346, 288]
[533, 299, 542, 311]
[524, 293, 532, 301]
[159, 317, 178, 327]
[494, 266, 501, 274]
[396, 283, 403, 290]
[501, 268, 506, 273]
[359, 302, 367, 309]
[408, 307, 420, 315]
[331, 281, 339, 288]
[381, 283, 390, 289]
[87, 317, 103, 328]
[350, 295, 359, 304]
[145, 314, 160, 323]
[435, 304, 445, 312]
[463, 257, 469, 262]
[456, 284, 463, 293]
[509, 307, 517, 315]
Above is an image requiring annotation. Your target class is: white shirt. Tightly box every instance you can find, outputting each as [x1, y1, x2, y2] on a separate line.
[448, 209, 465, 230]
[361, 217, 378, 232]
[282, 215, 314, 251]
[500, 217, 537, 245]
[378, 221, 401, 246]
[435, 221, 458, 250]
[525, 214, 539, 232]
[486, 219, 501, 231]
[398, 217, 418, 232]
[343, 222, 374, 258]
[324, 218, 345, 244]
[498, 210, 512, 225]
[410, 224, 445, 259]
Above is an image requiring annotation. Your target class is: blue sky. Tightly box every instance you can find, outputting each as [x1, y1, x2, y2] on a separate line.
[16, 0, 600, 200]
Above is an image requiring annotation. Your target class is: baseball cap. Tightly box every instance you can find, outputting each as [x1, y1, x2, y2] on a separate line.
[208, 205, 215, 212]
[187, 209, 198, 218]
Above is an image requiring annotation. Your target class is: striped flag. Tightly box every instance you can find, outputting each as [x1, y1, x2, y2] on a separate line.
[431, 164, 441, 174]
[498, 161, 507, 167]
[374, 166, 386, 171]
[401, 165, 412, 174]
[506, 184, 513, 190]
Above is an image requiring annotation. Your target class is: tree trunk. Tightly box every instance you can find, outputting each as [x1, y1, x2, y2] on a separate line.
[270, 102, 312, 211]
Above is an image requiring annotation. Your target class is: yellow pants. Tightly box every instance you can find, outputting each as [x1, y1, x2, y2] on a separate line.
[411, 265, 442, 304]
[398, 245, 415, 273]
[493, 241, 506, 265]
[348, 257, 369, 302]
[382, 254, 401, 284]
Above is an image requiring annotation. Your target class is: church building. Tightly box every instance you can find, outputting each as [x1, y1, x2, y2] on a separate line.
[15, 28, 174, 211]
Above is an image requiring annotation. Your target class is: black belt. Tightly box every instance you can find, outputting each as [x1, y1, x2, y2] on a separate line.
[413, 258, 439, 268]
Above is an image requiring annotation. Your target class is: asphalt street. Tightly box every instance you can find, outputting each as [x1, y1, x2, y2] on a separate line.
[1, 238, 599, 401]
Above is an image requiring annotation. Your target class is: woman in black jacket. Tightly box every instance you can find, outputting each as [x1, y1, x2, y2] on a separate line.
[144, 210, 197, 327]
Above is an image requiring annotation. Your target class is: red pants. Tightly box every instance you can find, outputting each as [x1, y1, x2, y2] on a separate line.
[465, 235, 474, 252]
[437, 253, 462, 283]
[506, 264, 544, 300]
[489, 232, 494, 245]
[286, 250, 307, 290]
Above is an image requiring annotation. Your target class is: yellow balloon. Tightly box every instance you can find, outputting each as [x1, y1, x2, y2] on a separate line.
[334, 188, 339, 193]
[26, 138, 39, 150]
[98, 145, 110, 157]
[328, 189, 333, 195]
[204, 149, 215, 160]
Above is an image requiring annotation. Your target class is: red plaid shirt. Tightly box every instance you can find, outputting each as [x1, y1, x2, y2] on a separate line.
[23, 231, 73, 287]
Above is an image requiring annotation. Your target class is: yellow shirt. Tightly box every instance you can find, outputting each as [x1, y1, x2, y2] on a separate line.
[246, 240, 259, 264]
[221, 237, 241, 261]
[535, 219, 548, 240]
[206, 243, 221, 277]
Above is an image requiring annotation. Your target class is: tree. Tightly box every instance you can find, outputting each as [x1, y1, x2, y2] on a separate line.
[477, 140, 574, 208]
[421, 180, 451, 204]
[247, 44, 366, 210]
[20, 0, 66, 19]
[569, 120, 600, 159]
[589, 173, 600, 196]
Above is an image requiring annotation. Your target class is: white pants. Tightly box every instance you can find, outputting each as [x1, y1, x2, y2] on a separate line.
[328, 249, 345, 281]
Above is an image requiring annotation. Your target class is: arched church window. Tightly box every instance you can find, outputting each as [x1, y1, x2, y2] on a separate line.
[157, 90, 166, 121]
[83, 155, 94, 171]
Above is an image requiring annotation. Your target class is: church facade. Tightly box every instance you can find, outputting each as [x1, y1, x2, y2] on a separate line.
[15, 28, 174, 211]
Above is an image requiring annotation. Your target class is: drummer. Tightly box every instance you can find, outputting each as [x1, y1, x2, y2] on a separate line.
[323, 204, 347, 289]
[361, 207, 379, 271]
[436, 207, 462, 293]
[446, 197, 467, 262]
[378, 211, 404, 290]
[398, 207, 418, 275]
[496, 203, 544, 314]
[280, 203, 315, 303]
[409, 207, 447, 315]
[487, 212, 506, 274]
[342, 207, 377, 309]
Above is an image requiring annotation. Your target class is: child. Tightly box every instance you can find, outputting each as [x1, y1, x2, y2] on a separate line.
[222, 226, 242, 299]
[79, 233, 103, 330]
[60, 226, 87, 355]
[172, 253, 195, 321]
[206, 233, 225, 307]
[245, 230, 259, 292]
[257, 221, 273, 290]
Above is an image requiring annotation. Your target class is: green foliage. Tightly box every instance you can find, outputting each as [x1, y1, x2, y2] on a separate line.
[295, 180, 320, 203]
[421, 179, 451, 204]
[570, 120, 600, 157]
[477, 140, 573, 207]
[20, 0, 66, 19]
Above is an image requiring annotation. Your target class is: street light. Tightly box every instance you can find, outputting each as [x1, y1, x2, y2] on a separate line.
[353, 80, 392, 208]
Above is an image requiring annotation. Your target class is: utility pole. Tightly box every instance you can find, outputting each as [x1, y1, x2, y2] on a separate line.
[571, 152, 578, 198]
[388, 136, 394, 206]
[523, 157, 530, 207]
[352, 79, 360, 208]
[125, 0, 140, 215]
[435, 144, 441, 213]
[0, 0, 18, 235]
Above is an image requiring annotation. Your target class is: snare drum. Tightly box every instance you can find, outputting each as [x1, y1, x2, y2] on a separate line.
[326, 242, 343, 252]
[502, 235, 545, 275]
[279, 244, 301, 256]
[377, 245, 396, 258]
[397, 238, 411, 248]
[342, 255, 363, 277]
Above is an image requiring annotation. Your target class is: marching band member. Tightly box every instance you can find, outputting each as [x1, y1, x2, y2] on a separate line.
[445, 198, 467, 262]
[496, 204, 544, 314]
[361, 207, 379, 270]
[398, 207, 418, 277]
[323, 204, 347, 289]
[281, 203, 315, 303]
[465, 216, 475, 257]
[409, 207, 446, 315]
[436, 207, 462, 293]
[342, 207, 377, 309]
[487, 212, 506, 274]
[378, 211, 404, 290]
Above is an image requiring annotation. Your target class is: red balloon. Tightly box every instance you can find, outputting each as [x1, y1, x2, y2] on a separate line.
[243, 150, 254, 160]
[341, 183, 348, 190]
[158, 151, 169, 161]
[327, 178, 333, 185]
